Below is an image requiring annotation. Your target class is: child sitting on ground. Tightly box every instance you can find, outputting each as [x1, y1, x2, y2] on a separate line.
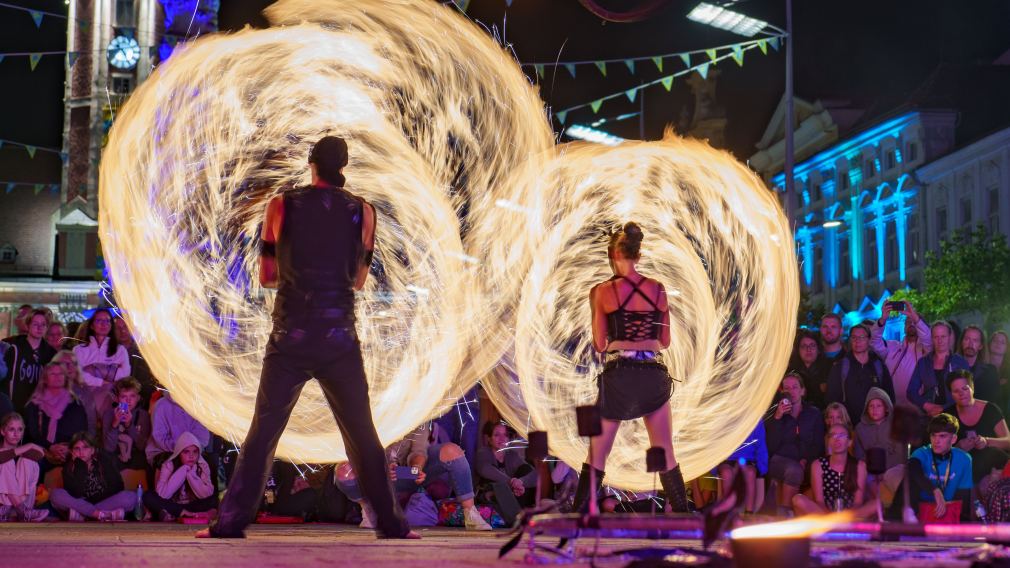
[0, 412, 48, 521]
[51, 431, 138, 521]
[143, 431, 217, 522]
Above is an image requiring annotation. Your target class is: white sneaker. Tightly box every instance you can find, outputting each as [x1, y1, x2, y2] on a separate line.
[21, 508, 49, 522]
[68, 509, 85, 522]
[358, 502, 376, 529]
[463, 506, 492, 531]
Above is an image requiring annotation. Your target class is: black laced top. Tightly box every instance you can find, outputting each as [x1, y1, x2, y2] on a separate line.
[605, 276, 665, 344]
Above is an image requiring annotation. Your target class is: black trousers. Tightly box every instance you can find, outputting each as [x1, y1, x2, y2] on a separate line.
[211, 320, 408, 537]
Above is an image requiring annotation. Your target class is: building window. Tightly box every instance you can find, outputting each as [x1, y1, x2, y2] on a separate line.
[839, 242, 850, 287]
[111, 76, 133, 95]
[812, 182, 822, 202]
[886, 229, 898, 273]
[886, 150, 896, 170]
[865, 234, 877, 279]
[864, 159, 875, 179]
[936, 206, 948, 250]
[990, 187, 1001, 234]
[907, 142, 918, 162]
[839, 170, 850, 191]
[960, 196, 972, 228]
[0, 244, 16, 264]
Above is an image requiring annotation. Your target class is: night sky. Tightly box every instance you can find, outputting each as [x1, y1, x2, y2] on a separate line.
[2, 0, 1009, 188]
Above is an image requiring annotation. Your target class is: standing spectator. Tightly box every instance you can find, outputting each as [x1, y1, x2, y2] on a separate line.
[792, 424, 866, 515]
[807, 315, 846, 408]
[0, 412, 47, 521]
[143, 431, 217, 521]
[114, 318, 158, 411]
[870, 300, 931, 406]
[987, 331, 1009, 410]
[907, 413, 973, 522]
[764, 373, 824, 515]
[52, 350, 97, 436]
[718, 421, 767, 514]
[2, 304, 33, 340]
[50, 432, 137, 521]
[907, 322, 970, 416]
[2, 309, 57, 413]
[853, 388, 906, 506]
[824, 402, 853, 429]
[44, 322, 68, 352]
[23, 362, 89, 474]
[827, 324, 895, 422]
[475, 422, 537, 513]
[787, 330, 829, 408]
[146, 391, 211, 468]
[945, 369, 1010, 483]
[102, 377, 151, 472]
[73, 309, 131, 421]
[958, 326, 1001, 404]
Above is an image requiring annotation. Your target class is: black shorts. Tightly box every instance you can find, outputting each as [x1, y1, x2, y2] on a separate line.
[596, 358, 673, 420]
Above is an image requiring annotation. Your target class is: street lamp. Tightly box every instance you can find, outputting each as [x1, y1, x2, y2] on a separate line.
[686, 3, 771, 37]
[822, 220, 842, 229]
[564, 124, 625, 146]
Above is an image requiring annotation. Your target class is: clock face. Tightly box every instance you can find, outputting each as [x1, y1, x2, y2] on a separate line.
[108, 35, 141, 70]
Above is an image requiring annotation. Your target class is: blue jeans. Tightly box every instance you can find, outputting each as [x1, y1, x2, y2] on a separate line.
[433, 387, 480, 467]
[338, 443, 475, 503]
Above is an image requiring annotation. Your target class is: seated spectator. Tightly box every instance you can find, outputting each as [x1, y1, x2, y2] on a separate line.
[102, 377, 151, 471]
[261, 460, 324, 520]
[853, 388, 906, 506]
[786, 330, 822, 394]
[824, 402, 852, 429]
[958, 326, 1001, 404]
[907, 321, 970, 417]
[987, 331, 1009, 410]
[870, 300, 931, 407]
[51, 431, 136, 521]
[826, 323, 894, 422]
[945, 369, 1010, 483]
[2, 308, 58, 414]
[52, 350, 97, 436]
[113, 318, 158, 411]
[907, 413, 972, 522]
[0, 412, 47, 521]
[23, 362, 88, 475]
[73, 309, 130, 421]
[765, 372, 824, 515]
[475, 421, 537, 523]
[718, 421, 767, 514]
[793, 424, 866, 515]
[146, 391, 211, 469]
[143, 431, 217, 521]
[336, 425, 491, 530]
[45, 322, 67, 352]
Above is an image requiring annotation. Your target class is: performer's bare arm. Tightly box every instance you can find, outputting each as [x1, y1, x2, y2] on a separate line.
[354, 202, 376, 291]
[259, 196, 284, 288]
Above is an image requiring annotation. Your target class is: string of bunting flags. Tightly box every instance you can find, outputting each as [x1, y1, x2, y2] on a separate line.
[1, 181, 62, 196]
[0, 138, 67, 162]
[548, 34, 785, 125]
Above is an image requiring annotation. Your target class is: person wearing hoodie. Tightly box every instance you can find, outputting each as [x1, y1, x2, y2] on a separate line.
[907, 321, 970, 417]
[870, 300, 931, 407]
[146, 391, 211, 468]
[854, 387, 907, 506]
[143, 431, 217, 522]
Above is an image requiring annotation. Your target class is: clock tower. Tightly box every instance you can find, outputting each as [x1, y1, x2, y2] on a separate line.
[59, 0, 219, 277]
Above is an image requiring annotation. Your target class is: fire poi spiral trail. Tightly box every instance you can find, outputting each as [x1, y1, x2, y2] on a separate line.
[99, 0, 798, 487]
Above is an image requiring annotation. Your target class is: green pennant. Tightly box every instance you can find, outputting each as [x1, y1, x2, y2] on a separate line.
[697, 62, 710, 79]
[731, 45, 744, 66]
[625, 88, 637, 103]
[556, 110, 568, 125]
[565, 63, 576, 78]
[706, 48, 718, 62]
[757, 39, 768, 55]
[769, 37, 780, 51]
[661, 76, 674, 91]
[25, 145, 37, 159]
[453, 0, 471, 12]
[624, 59, 635, 74]
[29, 10, 43, 28]
[651, 56, 663, 72]
[68, 52, 79, 67]
[5, 183, 13, 194]
[29, 53, 42, 71]
[594, 61, 607, 77]
[590, 99, 603, 114]
[34, 184, 44, 195]
[680, 53, 690, 68]
[50, 184, 60, 195]
[535, 64, 544, 78]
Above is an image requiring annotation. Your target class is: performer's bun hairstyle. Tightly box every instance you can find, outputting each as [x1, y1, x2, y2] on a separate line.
[610, 221, 644, 259]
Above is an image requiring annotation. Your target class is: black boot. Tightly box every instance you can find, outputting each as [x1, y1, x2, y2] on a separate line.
[572, 463, 605, 513]
[660, 464, 692, 513]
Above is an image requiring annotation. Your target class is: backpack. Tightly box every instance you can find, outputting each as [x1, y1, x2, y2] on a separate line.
[839, 356, 884, 404]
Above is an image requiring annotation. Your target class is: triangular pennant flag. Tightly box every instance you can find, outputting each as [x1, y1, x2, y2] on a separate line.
[534, 64, 544, 78]
[732, 45, 744, 66]
[29, 10, 43, 28]
[590, 99, 603, 114]
[565, 63, 576, 78]
[0, 55, 5, 65]
[25, 146, 37, 159]
[29, 54, 42, 71]
[5, 183, 13, 194]
[506, 0, 513, 6]
[0, 140, 4, 150]
[624, 59, 635, 74]
[34, 184, 44, 195]
[68, 52, 79, 68]
[59, 152, 69, 164]
[556, 110, 568, 125]
[706, 49, 718, 62]
[769, 37, 780, 51]
[757, 39, 768, 55]
[453, 0, 471, 11]
[661, 76, 674, 91]
[594, 61, 607, 77]
[697, 62, 710, 79]
[680, 53, 690, 68]
[651, 56, 663, 72]
[625, 88, 637, 103]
